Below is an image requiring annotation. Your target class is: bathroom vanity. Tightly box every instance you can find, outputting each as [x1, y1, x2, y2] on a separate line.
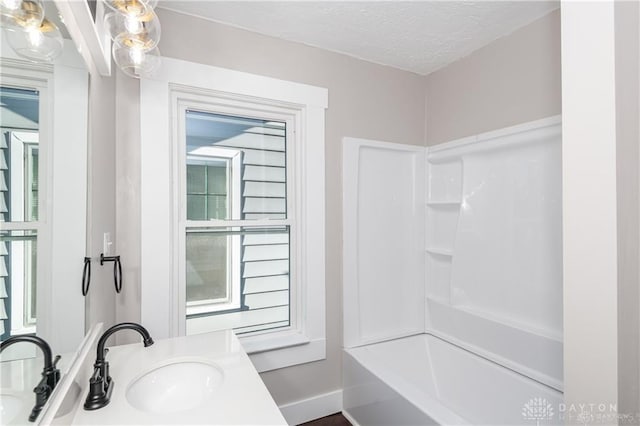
[35, 326, 287, 425]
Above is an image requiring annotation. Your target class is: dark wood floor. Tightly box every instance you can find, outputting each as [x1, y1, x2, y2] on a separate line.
[299, 412, 352, 426]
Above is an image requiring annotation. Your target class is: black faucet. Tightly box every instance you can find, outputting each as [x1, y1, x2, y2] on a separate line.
[83, 322, 154, 410]
[0, 335, 61, 422]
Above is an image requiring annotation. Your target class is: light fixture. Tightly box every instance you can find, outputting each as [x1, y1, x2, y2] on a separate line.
[0, 0, 43, 30]
[1, 0, 63, 63]
[4, 17, 63, 62]
[103, 0, 162, 79]
[103, 0, 157, 18]
[112, 40, 160, 78]
[104, 9, 160, 50]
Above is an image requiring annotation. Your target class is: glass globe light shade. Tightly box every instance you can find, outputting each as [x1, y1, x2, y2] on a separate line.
[0, 0, 44, 30]
[103, 0, 157, 18]
[4, 17, 63, 62]
[104, 10, 160, 50]
[112, 41, 160, 79]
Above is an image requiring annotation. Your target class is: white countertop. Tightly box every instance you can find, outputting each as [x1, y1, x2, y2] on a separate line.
[1, 356, 43, 425]
[68, 329, 287, 425]
[1, 355, 71, 425]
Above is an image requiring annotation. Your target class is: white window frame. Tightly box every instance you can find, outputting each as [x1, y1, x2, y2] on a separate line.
[140, 58, 327, 372]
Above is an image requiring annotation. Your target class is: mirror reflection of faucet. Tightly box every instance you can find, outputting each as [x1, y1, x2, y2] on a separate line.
[83, 322, 154, 411]
[0, 335, 61, 422]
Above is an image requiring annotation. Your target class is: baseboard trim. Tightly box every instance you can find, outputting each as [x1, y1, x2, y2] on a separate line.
[341, 409, 361, 426]
[279, 389, 343, 425]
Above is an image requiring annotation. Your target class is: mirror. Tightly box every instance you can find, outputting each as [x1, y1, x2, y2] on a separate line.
[1, 0, 88, 363]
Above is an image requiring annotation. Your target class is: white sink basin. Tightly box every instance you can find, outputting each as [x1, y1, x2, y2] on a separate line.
[125, 359, 224, 414]
[0, 393, 24, 424]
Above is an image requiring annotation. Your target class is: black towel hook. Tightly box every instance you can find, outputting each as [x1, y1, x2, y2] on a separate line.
[81, 255, 123, 296]
[82, 257, 91, 296]
[100, 254, 123, 294]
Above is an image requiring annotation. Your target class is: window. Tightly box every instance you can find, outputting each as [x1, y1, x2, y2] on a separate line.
[140, 58, 327, 371]
[182, 112, 291, 332]
[1, 86, 41, 340]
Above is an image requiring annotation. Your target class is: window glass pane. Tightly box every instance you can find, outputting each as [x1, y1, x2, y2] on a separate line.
[186, 159, 229, 220]
[186, 231, 228, 304]
[1, 86, 40, 223]
[186, 195, 207, 220]
[0, 229, 37, 340]
[207, 164, 226, 194]
[207, 195, 227, 219]
[185, 226, 290, 335]
[28, 147, 38, 221]
[186, 164, 206, 194]
[185, 110, 287, 221]
[29, 237, 36, 320]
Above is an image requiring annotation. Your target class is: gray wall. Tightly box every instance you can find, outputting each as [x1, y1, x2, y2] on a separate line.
[85, 73, 116, 330]
[425, 9, 561, 146]
[113, 70, 144, 340]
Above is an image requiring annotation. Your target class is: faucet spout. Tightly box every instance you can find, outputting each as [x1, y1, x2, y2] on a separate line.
[84, 322, 154, 411]
[1, 335, 55, 370]
[0, 335, 61, 422]
[95, 322, 154, 365]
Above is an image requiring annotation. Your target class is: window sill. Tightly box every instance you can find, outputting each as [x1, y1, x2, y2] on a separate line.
[240, 330, 309, 354]
[241, 332, 326, 372]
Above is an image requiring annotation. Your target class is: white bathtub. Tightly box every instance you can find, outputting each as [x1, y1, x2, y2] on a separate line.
[343, 334, 562, 426]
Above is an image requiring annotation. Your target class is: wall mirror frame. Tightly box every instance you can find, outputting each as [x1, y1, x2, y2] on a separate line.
[54, 0, 111, 76]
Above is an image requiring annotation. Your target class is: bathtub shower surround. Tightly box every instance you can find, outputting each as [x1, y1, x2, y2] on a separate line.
[342, 116, 563, 425]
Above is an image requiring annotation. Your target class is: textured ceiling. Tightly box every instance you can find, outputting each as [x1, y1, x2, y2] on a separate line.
[158, 1, 559, 75]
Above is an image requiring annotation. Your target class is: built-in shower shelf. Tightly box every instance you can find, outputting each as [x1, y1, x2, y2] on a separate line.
[426, 248, 453, 257]
[426, 200, 461, 206]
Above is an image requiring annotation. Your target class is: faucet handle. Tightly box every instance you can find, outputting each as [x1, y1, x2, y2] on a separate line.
[32, 381, 50, 396]
[89, 369, 105, 392]
[44, 354, 62, 390]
